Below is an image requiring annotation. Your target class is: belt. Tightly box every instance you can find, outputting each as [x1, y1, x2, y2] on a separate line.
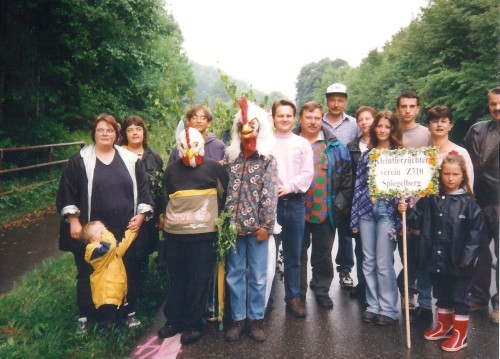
[279, 193, 303, 200]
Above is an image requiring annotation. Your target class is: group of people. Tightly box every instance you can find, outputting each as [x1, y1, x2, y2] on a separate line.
[56, 85, 499, 353]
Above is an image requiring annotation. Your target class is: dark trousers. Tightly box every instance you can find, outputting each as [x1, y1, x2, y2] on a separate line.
[397, 233, 418, 296]
[471, 204, 499, 308]
[431, 273, 473, 315]
[335, 213, 354, 273]
[97, 304, 120, 327]
[73, 251, 94, 319]
[163, 238, 215, 330]
[123, 241, 144, 317]
[353, 231, 365, 290]
[300, 220, 336, 297]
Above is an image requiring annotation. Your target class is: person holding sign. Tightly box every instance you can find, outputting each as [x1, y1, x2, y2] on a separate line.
[398, 154, 484, 352]
[350, 110, 403, 325]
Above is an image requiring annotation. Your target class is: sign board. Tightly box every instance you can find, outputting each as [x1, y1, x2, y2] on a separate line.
[368, 147, 439, 200]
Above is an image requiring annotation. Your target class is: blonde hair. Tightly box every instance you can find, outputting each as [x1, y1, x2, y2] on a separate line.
[80, 221, 103, 244]
[440, 154, 473, 195]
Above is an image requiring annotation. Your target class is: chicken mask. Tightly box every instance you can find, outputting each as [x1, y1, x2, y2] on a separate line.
[176, 126, 205, 167]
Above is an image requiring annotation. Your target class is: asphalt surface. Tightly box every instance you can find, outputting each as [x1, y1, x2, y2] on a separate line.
[134, 242, 499, 359]
[1, 211, 498, 358]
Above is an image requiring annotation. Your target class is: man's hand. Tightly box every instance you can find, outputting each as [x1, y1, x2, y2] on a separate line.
[255, 227, 270, 242]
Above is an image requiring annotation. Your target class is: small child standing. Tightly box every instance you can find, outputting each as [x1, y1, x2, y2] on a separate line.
[81, 221, 137, 331]
[398, 153, 485, 352]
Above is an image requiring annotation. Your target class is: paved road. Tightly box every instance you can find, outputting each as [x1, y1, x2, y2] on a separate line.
[0, 208, 63, 295]
[1, 211, 498, 358]
[133, 241, 499, 359]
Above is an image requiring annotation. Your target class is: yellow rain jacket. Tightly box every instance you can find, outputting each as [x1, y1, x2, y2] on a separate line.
[84, 230, 137, 309]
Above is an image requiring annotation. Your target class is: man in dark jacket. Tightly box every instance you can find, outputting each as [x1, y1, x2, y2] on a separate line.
[295, 101, 352, 309]
[463, 87, 500, 323]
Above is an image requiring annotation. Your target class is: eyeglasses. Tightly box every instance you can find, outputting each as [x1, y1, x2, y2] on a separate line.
[96, 128, 115, 135]
[429, 119, 450, 124]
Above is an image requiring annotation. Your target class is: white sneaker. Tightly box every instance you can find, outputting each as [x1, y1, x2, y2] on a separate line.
[339, 272, 354, 288]
[125, 315, 141, 329]
[77, 317, 87, 334]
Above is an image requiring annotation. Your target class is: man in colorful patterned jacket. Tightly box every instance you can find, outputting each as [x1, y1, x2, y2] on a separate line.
[224, 98, 278, 343]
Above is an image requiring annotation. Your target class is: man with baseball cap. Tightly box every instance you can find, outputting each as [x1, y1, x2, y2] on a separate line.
[323, 83, 360, 290]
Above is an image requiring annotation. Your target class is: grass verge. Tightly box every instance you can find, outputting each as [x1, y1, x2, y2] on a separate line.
[0, 253, 167, 358]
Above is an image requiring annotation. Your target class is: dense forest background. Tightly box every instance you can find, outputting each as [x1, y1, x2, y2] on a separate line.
[295, 0, 499, 141]
[1, 0, 498, 148]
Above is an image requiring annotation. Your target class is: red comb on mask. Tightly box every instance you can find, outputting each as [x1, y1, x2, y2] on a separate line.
[239, 97, 248, 124]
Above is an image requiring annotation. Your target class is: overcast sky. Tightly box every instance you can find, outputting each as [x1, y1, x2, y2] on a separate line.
[165, 0, 429, 98]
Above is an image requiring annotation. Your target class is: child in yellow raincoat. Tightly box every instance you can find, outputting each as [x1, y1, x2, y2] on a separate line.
[81, 221, 137, 330]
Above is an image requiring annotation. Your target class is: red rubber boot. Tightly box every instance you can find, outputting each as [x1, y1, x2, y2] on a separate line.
[424, 307, 453, 340]
[441, 314, 469, 352]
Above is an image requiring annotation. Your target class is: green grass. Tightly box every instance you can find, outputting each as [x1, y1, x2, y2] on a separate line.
[0, 253, 167, 359]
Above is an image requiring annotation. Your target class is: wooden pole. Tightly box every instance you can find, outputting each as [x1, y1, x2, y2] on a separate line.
[217, 263, 225, 331]
[402, 211, 411, 348]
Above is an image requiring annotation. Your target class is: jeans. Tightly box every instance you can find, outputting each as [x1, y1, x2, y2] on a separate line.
[360, 201, 399, 320]
[416, 269, 433, 309]
[336, 213, 355, 273]
[226, 235, 269, 321]
[273, 196, 306, 302]
[300, 220, 336, 297]
[431, 273, 473, 315]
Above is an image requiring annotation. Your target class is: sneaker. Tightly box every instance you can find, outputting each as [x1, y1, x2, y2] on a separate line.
[375, 314, 398, 326]
[339, 272, 354, 288]
[362, 311, 377, 323]
[125, 315, 141, 329]
[491, 308, 499, 324]
[77, 317, 87, 335]
[410, 306, 433, 323]
[248, 319, 265, 342]
[205, 306, 217, 322]
[286, 298, 306, 318]
[225, 320, 245, 342]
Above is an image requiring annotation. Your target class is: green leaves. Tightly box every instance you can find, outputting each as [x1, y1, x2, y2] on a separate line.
[214, 209, 237, 264]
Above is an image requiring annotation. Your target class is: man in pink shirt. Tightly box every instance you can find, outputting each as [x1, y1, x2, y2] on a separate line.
[270, 99, 314, 318]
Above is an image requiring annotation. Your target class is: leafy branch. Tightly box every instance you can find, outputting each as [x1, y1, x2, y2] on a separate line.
[214, 209, 237, 263]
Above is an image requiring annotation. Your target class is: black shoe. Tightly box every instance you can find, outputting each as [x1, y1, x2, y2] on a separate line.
[349, 284, 366, 302]
[315, 295, 333, 309]
[158, 322, 183, 339]
[180, 328, 202, 345]
[375, 314, 398, 326]
[362, 311, 377, 323]
[410, 306, 433, 323]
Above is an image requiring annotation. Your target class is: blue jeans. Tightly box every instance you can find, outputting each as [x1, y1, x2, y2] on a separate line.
[360, 201, 399, 320]
[226, 235, 269, 321]
[273, 196, 306, 302]
[416, 269, 432, 309]
[336, 213, 355, 273]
